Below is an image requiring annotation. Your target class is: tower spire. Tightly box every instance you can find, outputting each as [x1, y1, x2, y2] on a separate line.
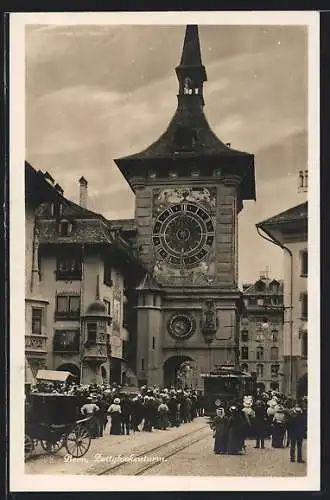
[175, 25, 207, 108]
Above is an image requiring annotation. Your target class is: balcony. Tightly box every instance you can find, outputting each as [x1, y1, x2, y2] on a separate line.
[25, 335, 47, 355]
[82, 342, 108, 363]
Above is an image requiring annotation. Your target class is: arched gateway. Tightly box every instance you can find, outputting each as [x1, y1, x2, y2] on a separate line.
[163, 356, 195, 388]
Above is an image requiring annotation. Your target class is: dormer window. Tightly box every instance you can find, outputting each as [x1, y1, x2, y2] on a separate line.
[50, 202, 63, 217]
[58, 220, 72, 236]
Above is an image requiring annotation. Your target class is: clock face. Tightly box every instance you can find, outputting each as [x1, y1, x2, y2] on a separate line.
[152, 202, 215, 269]
[167, 313, 196, 340]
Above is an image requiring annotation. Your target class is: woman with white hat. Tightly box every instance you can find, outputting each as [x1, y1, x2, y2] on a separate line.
[107, 398, 122, 435]
[272, 404, 287, 448]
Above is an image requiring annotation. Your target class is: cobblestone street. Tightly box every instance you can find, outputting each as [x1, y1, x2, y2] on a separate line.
[25, 417, 306, 477]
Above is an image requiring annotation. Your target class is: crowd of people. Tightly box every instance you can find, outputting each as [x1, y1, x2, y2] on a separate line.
[26, 381, 205, 438]
[211, 391, 307, 463]
[26, 381, 307, 464]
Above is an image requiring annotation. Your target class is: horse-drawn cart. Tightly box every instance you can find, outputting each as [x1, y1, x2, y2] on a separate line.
[25, 392, 91, 460]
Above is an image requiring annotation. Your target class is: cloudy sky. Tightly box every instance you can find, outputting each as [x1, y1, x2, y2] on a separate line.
[25, 23, 308, 284]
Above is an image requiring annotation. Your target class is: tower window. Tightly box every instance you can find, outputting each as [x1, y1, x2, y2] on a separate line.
[141, 358, 145, 370]
[32, 307, 43, 335]
[58, 220, 72, 236]
[301, 293, 308, 320]
[103, 260, 112, 287]
[55, 294, 80, 319]
[256, 346, 264, 360]
[256, 364, 264, 378]
[86, 321, 97, 344]
[56, 248, 82, 280]
[271, 347, 279, 360]
[103, 299, 111, 316]
[152, 336, 155, 350]
[301, 331, 307, 357]
[300, 250, 308, 277]
[271, 329, 279, 342]
[53, 329, 80, 353]
[241, 330, 249, 342]
[241, 347, 248, 360]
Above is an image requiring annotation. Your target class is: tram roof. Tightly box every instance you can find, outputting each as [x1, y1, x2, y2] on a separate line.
[201, 371, 252, 378]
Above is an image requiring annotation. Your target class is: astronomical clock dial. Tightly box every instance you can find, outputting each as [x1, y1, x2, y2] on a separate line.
[152, 202, 215, 269]
[167, 313, 196, 340]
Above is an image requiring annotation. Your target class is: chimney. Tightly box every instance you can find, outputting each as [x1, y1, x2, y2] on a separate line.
[79, 176, 88, 208]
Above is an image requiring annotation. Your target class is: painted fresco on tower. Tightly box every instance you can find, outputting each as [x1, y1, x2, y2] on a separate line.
[153, 186, 217, 215]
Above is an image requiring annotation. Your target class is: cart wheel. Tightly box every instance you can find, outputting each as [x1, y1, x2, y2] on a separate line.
[25, 435, 34, 460]
[41, 438, 64, 454]
[65, 424, 91, 458]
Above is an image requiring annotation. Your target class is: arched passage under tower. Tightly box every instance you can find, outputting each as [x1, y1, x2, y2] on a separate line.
[163, 355, 197, 389]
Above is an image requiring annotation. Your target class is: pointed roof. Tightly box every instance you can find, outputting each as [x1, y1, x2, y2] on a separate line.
[179, 25, 203, 66]
[257, 202, 308, 227]
[115, 25, 255, 201]
[136, 272, 162, 292]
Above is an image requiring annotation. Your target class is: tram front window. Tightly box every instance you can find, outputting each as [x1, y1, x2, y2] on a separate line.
[204, 377, 238, 394]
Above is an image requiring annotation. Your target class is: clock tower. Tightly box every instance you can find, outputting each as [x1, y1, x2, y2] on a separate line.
[115, 25, 255, 387]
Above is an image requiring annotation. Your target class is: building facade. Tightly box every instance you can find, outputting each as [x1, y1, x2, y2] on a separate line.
[240, 275, 284, 393]
[25, 164, 145, 385]
[25, 162, 64, 382]
[114, 25, 256, 388]
[256, 202, 308, 398]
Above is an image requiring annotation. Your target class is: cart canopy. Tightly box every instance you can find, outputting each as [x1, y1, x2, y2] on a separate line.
[36, 370, 76, 382]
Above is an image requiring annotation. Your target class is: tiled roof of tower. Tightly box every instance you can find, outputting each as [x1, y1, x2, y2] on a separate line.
[256, 202, 308, 227]
[116, 107, 254, 162]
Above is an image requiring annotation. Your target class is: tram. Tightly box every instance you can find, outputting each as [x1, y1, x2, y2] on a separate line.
[201, 365, 257, 416]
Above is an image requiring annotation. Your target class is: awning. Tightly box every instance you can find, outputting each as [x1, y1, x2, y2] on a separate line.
[36, 369, 76, 382]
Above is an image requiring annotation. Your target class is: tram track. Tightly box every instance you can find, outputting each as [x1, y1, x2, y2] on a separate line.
[98, 424, 210, 476]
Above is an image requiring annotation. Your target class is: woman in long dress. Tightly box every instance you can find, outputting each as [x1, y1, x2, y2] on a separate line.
[211, 408, 228, 454]
[107, 398, 122, 435]
[271, 404, 287, 448]
[226, 406, 245, 454]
